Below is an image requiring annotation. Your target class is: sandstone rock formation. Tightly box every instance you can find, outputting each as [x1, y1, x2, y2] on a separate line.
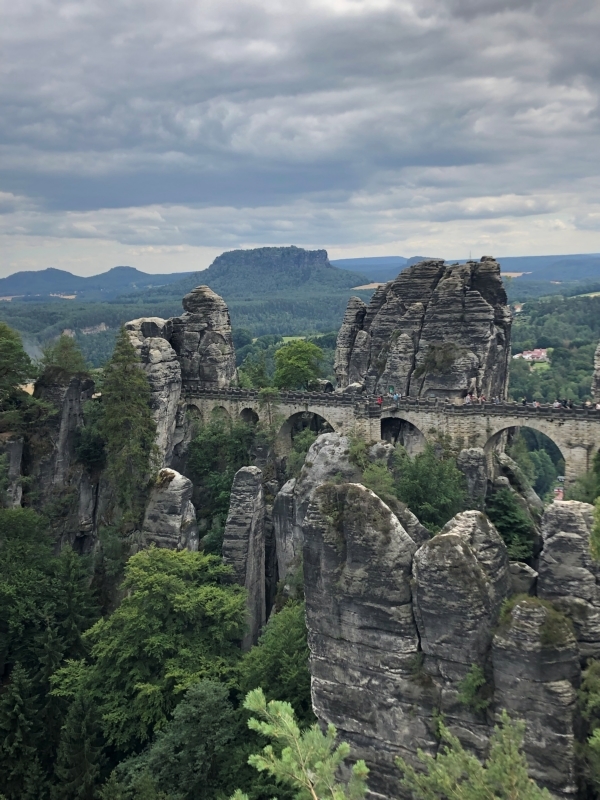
[334, 257, 511, 400]
[141, 468, 199, 552]
[303, 483, 427, 798]
[538, 500, 600, 658]
[492, 598, 579, 798]
[170, 286, 237, 387]
[456, 447, 488, 506]
[126, 318, 182, 466]
[593, 341, 600, 403]
[222, 466, 266, 649]
[0, 435, 23, 507]
[272, 433, 362, 584]
[302, 494, 596, 799]
[412, 511, 509, 756]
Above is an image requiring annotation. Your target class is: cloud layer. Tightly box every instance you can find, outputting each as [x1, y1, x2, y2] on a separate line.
[1, 0, 600, 274]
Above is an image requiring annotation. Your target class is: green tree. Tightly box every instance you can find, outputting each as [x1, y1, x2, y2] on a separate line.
[396, 710, 550, 799]
[231, 688, 369, 800]
[273, 341, 323, 390]
[485, 488, 536, 560]
[239, 352, 271, 389]
[53, 690, 106, 800]
[51, 546, 99, 660]
[239, 602, 313, 723]
[286, 428, 317, 479]
[115, 680, 241, 800]
[528, 449, 557, 498]
[394, 444, 467, 530]
[0, 322, 38, 432]
[100, 328, 157, 524]
[0, 663, 45, 800]
[41, 335, 89, 376]
[53, 549, 246, 754]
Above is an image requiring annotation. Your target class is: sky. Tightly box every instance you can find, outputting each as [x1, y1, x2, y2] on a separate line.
[1, 0, 600, 277]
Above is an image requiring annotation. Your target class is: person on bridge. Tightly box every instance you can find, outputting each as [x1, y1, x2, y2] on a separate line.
[376, 395, 383, 408]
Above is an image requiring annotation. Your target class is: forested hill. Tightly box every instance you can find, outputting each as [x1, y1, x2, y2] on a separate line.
[131, 246, 369, 302]
[0, 266, 194, 300]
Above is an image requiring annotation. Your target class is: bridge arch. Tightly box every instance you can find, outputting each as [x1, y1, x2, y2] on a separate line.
[240, 407, 259, 426]
[276, 410, 336, 456]
[380, 415, 427, 456]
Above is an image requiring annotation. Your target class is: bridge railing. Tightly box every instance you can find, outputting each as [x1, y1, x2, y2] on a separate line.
[181, 383, 600, 420]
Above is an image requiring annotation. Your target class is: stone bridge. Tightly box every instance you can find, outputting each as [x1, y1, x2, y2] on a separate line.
[182, 382, 600, 483]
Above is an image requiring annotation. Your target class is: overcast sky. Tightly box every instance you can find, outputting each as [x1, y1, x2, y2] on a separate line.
[1, 0, 600, 276]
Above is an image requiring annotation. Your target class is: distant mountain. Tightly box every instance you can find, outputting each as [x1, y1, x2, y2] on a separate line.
[136, 246, 370, 302]
[0, 266, 194, 300]
[331, 256, 431, 282]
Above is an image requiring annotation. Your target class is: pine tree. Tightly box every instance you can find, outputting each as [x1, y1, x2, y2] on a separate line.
[100, 327, 157, 524]
[52, 545, 98, 659]
[36, 625, 67, 769]
[231, 688, 369, 800]
[41, 335, 88, 376]
[53, 690, 106, 800]
[0, 663, 42, 800]
[396, 709, 551, 799]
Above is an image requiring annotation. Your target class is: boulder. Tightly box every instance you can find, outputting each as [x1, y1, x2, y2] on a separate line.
[222, 466, 266, 649]
[538, 500, 600, 659]
[509, 561, 538, 595]
[334, 257, 511, 401]
[170, 286, 237, 387]
[142, 468, 199, 552]
[303, 483, 432, 799]
[126, 318, 182, 466]
[492, 598, 579, 798]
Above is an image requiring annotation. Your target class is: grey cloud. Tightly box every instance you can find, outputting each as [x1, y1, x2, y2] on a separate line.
[0, 0, 599, 256]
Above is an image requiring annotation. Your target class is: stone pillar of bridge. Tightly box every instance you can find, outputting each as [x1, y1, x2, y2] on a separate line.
[564, 445, 592, 486]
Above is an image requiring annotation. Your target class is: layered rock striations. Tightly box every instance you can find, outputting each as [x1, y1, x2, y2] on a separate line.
[170, 286, 237, 387]
[593, 342, 600, 403]
[142, 468, 199, 552]
[303, 483, 429, 798]
[126, 318, 182, 466]
[303, 495, 596, 799]
[334, 257, 511, 400]
[222, 466, 266, 649]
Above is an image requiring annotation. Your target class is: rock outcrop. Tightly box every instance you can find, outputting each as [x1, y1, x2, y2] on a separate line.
[222, 466, 266, 649]
[492, 598, 579, 798]
[593, 341, 600, 403]
[334, 257, 511, 400]
[456, 447, 488, 506]
[142, 468, 199, 551]
[412, 511, 510, 756]
[538, 500, 600, 658]
[272, 433, 362, 584]
[170, 286, 237, 387]
[303, 495, 595, 799]
[303, 483, 426, 798]
[126, 318, 182, 466]
[0, 434, 23, 507]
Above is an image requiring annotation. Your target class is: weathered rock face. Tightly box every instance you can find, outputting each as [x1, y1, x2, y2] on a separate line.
[26, 370, 96, 546]
[141, 468, 199, 552]
[170, 286, 237, 387]
[222, 466, 266, 650]
[456, 447, 488, 507]
[412, 511, 510, 756]
[593, 341, 600, 403]
[538, 500, 600, 659]
[303, 483, 428, 798]
[126, 318, 182, 466]
[492, 598, 579, 798]
[334, 257, 511, 400]
[0, 435, 23, 507]
[272, 433, 362, 584]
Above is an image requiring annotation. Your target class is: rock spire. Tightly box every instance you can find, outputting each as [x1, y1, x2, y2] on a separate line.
[334, 257, 511, 400]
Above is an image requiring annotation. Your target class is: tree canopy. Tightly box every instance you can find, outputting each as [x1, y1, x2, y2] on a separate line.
[273, 340, 324, 390]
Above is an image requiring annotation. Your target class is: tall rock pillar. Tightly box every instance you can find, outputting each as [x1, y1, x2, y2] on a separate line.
[222, 466, 266, 650]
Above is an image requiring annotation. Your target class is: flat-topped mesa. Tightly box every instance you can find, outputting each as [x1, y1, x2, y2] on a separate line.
[170, 285, 237, 387]
[334, 256, 511, 401]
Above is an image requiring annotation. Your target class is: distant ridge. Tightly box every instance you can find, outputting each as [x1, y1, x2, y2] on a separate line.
[0, 266, 194, 300]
